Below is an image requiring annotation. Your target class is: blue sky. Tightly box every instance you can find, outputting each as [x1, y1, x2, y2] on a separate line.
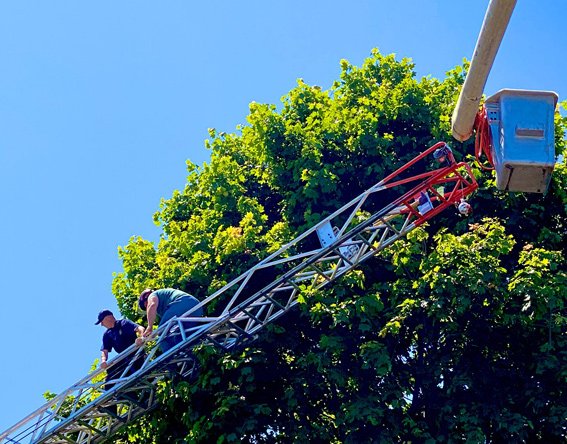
[0, 0, 565, 434]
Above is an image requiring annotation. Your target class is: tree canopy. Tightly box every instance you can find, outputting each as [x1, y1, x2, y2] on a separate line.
[110, 49, 567, 443]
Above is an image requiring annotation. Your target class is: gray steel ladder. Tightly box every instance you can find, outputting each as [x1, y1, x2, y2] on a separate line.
[0, 143, 478, 444]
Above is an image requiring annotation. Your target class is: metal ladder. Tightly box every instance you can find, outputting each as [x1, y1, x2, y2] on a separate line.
[0, 142, 478, 444]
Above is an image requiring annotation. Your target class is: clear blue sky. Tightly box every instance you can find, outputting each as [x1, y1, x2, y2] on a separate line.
[0, 0, 565, 433]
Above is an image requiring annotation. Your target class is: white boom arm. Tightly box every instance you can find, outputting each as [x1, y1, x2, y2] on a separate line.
[451, 0, 517, 142]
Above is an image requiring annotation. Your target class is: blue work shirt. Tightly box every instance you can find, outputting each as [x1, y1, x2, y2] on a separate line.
[101, 319, 141, 354]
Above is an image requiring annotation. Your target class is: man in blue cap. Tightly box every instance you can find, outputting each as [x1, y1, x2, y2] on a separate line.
[433, 143, 456, 167]
[95, 310, 146, 391]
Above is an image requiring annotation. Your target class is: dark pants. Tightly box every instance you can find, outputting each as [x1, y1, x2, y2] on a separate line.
[104, 353, 145, 391]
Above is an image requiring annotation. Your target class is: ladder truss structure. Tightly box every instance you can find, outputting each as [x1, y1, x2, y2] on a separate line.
[1, 142, 479, 444]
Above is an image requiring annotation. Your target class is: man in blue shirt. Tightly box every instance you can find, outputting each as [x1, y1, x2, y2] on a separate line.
[95, 309, 145, 390]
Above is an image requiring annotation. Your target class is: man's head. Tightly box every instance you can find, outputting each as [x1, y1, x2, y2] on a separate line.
[95, 309, 115, 328]
[433, 144, 453, 165]
[138, 289, 154, 311]
[433, 147, 447, 162]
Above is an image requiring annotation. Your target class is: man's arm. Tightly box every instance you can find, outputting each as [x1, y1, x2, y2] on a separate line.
[135, 325, 145, 346]
[123, 319, 145, 346]
[100, 349, 109, 369]
[143, 295, 159, 337]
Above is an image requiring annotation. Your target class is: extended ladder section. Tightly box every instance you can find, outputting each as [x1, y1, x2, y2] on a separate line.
[1, 142, 478, 444]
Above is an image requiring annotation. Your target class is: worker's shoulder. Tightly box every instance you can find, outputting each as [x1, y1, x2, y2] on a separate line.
[117, 318, 139, 328]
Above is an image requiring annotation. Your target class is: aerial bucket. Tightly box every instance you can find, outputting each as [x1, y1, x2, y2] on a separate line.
[485, 89, 558, 193]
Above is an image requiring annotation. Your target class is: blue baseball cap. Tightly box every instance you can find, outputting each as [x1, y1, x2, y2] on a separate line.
[95, 309, 113, 325]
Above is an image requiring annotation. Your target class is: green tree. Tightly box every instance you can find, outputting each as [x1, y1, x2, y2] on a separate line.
[112, 49, 567, 443]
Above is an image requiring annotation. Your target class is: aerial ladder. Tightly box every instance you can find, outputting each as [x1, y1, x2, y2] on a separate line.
[1, 0, 559, 442]
[1, 142, 479, 444]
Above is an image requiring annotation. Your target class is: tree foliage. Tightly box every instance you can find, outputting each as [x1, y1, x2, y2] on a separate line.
[111, 49, 567, 443]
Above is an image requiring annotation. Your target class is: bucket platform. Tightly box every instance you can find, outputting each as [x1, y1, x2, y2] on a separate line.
[485, 89, 558, 193]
